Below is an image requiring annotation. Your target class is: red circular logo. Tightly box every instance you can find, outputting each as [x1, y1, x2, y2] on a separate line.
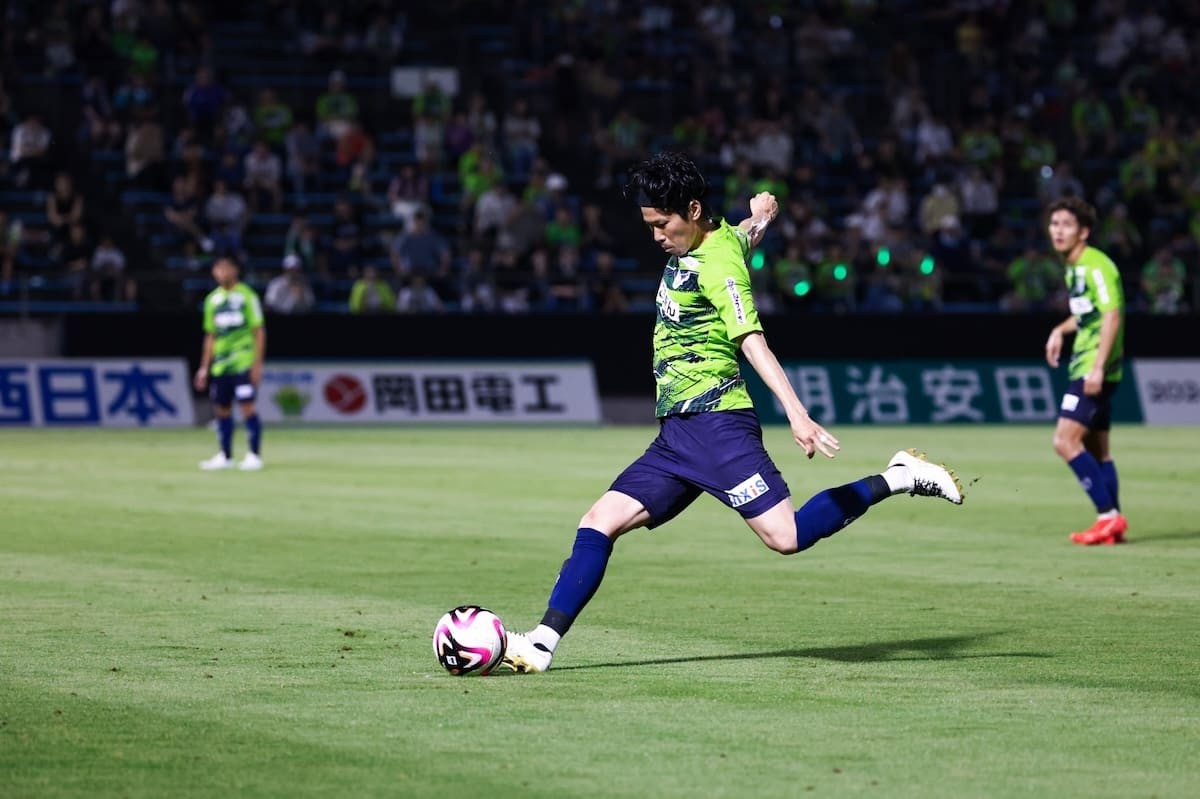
[323, 374, 367, 414]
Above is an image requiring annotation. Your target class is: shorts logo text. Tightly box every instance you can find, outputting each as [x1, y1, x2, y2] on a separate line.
[726, 472, 770, 508]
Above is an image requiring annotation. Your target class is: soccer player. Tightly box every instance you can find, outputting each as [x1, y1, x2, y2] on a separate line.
[500, 152, 963, 674]
[1043, 197, 1126, 545]
[194, 257, 266, 471]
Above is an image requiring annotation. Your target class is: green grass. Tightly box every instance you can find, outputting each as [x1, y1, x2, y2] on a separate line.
[1, 425, 1198, 799]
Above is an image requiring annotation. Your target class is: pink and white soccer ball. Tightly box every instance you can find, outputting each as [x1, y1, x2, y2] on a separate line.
[432, 605, 507, 676]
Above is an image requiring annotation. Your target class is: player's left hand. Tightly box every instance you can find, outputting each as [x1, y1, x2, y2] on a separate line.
[791, 415, 840, 460]
[250, 363, 263, 385]
[1083, 368, 1104, 396]
[749, 192, 779, 223]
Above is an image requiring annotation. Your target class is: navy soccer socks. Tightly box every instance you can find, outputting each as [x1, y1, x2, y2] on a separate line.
[539, 527, 613, 638]
[793, 476, 891, 552]
[245, 413, 262, 455]
[1067, 452, 1117, 513]
[217, 416, 234, 458]
[1100, 459, 1119, 511]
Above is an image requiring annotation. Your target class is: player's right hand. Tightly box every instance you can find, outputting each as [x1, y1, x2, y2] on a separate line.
[193, 368, 208, 391]
[1045, 329, 1062, 368]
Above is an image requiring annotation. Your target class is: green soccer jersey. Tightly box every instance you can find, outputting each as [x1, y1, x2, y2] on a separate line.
[203, 282, 264, 376]
[653, 219, 763, 417]
[1064, 246, 1124, 382]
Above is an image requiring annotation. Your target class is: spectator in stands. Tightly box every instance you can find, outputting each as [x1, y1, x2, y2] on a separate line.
[315, 70, 358, 142]
[214, 150, 245, 191]
[497, 198, 545, 261]
[252, 89, 293, 149]
[164, 175, 209, 250]
[1097, 202, 1143, 264]
[124, 112, 166, 189]
[959, 166, 1000, 240]
[300, 9, 358, 63]
[9, 113, 52, 189]
[89, 234, 133, 303]
[335, 121, 375, 196]
[545, 245, 585, 311]
[1071, 85, 1117, 157]
[80, 74, 122, 151]
[443, 111, 474, 164]
[579, 202, 615, 252]
[1140, 247, 1187, 314]
[387, 163, 430, 232]
[327, 197, 363, 273]
[464, 90, 498, 148]
[502, 98, 542, 176]
[396, 274, 444, 313]
[348, 264, 396, 313]
[390, 209, 450, 277]
[544, 206, 581, 250]
[413, 111, 445, 173]
[458, 246, 497, 312]
[363, 10, 405, 66]
[412, 79, 451, 123]
[265, 254, 315, 314]
[0, 211, 22, 290]
[113, 71, 159, 124]
[45, 172, 85, 250]
[1002, 245, 1062, 312]
[585, 250, 629, 313]
[182, 66, 229, 140]
[918, 182, 961, 237]
[244, 139, 283, 213]
[203, 179, 248, 259]
[284, 214, 321, 272]
[472, 179, 516, 246]
[57, 221, 92, 299]
[1038, 161, 1084, 205]
[283, 118, 319, 206]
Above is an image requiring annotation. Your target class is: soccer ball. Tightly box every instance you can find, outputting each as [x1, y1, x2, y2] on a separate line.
[432, 605, 507, 676]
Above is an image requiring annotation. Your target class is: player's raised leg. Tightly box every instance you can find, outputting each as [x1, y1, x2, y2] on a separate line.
[746, 449, 963, 554]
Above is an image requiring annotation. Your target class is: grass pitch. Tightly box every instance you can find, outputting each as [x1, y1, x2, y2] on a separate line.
[1, 425, 1198, 799]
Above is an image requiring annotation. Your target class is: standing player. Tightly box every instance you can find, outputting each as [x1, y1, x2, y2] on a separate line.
[194, 257, 266, 471]
[500, 152, 963, 674]
[1043, 197, 1126, 545]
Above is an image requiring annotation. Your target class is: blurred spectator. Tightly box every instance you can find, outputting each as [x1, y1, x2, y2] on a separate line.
[335, 121, 375, 195]
[62, 222, 94, 299]
[443, 111, 474, 164]
[458, 246, 497, 312]
[164, 175, 208, 250]
[125, 114, 166, 188]
[390, 209, 450, 276]
[396, 274, 445, 312]
[1139, 247, 1187, 314]
[1002, 246, 1062, 312]
[114, 72, 158, 123]
[0, 211, 19, 289]
[1071, 85, 1116, 157]
[544, 245, 585, 311]
[203, 179, 248, 258]
[244, 139, 283, 213]
[502, 98, 542, 175]
[327, 197, 363, 272]
[182, 66, 229, 140]
[1097, 202, 1143, 263]
[586, 250, 629, 313]
[284, 214, 321, 272]
[301, 10, 359, 62]
[252, 89, 294, 148]
[958, 166, 1000, 240]
[45, 172, 85, 249]
[80, 75, 123, 150]
[265, 255, 315, 314]
[545, 206, 581, 249]
[465, 91, 498, 148]
[387, 163, 431, 232]
[918, 183, 961, 236]
[473, 180, 516, 244]
[89, 234, 134, 302]
[579, 202, 616, 252]
[412, 79, 451, 123]
[9, 113, 52, 189]
[284, 119, 319, 204]
[363, 11, 405, 66]
[1038, 161, 1084, 205]
[348, 264, 396, 313]
[315, 70, 359, 141]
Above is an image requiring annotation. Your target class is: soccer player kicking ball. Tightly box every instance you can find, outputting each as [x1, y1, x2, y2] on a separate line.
[501, 152, 963, 674]
[194, 257, 266, 471]
[1043, 197, 1127, 545]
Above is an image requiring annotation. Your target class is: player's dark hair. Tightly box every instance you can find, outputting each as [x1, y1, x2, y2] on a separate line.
[624, 151, 711, 219]
[1046, 196, 1096, 231]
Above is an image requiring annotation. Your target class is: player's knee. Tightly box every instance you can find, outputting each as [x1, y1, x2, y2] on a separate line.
[762, 529, 798, 555]
[1052, 431, 1077, 458]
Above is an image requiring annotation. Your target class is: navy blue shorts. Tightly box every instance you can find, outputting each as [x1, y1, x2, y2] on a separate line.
[609, 409, 791, 528]
[209, 371, 256, 407]
[1058, 378, 1118, 431]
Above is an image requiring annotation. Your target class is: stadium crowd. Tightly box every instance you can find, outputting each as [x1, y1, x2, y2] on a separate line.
[0, 0, 1198, 314]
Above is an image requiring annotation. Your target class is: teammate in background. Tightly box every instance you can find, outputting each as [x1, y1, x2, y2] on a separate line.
[194, 257, 266, 471]
[1043, 197, 1127, 545]
[500, 152, 964, 674]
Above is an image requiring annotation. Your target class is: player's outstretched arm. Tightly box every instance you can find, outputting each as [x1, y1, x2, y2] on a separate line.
[738, 192, 779, 249]
[738, 331, 839, 460]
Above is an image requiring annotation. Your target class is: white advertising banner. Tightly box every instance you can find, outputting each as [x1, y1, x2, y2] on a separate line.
[0, 358, 195, 427]
[257, 360, 601, 424]
[1131, 359, 1200, 425]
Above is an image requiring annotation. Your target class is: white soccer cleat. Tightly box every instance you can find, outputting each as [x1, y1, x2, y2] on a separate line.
[238, 452, 264, 471]
[199, 452, 234, 471]
[888, 448, 964, 504]
[501, 631, 553, 674]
